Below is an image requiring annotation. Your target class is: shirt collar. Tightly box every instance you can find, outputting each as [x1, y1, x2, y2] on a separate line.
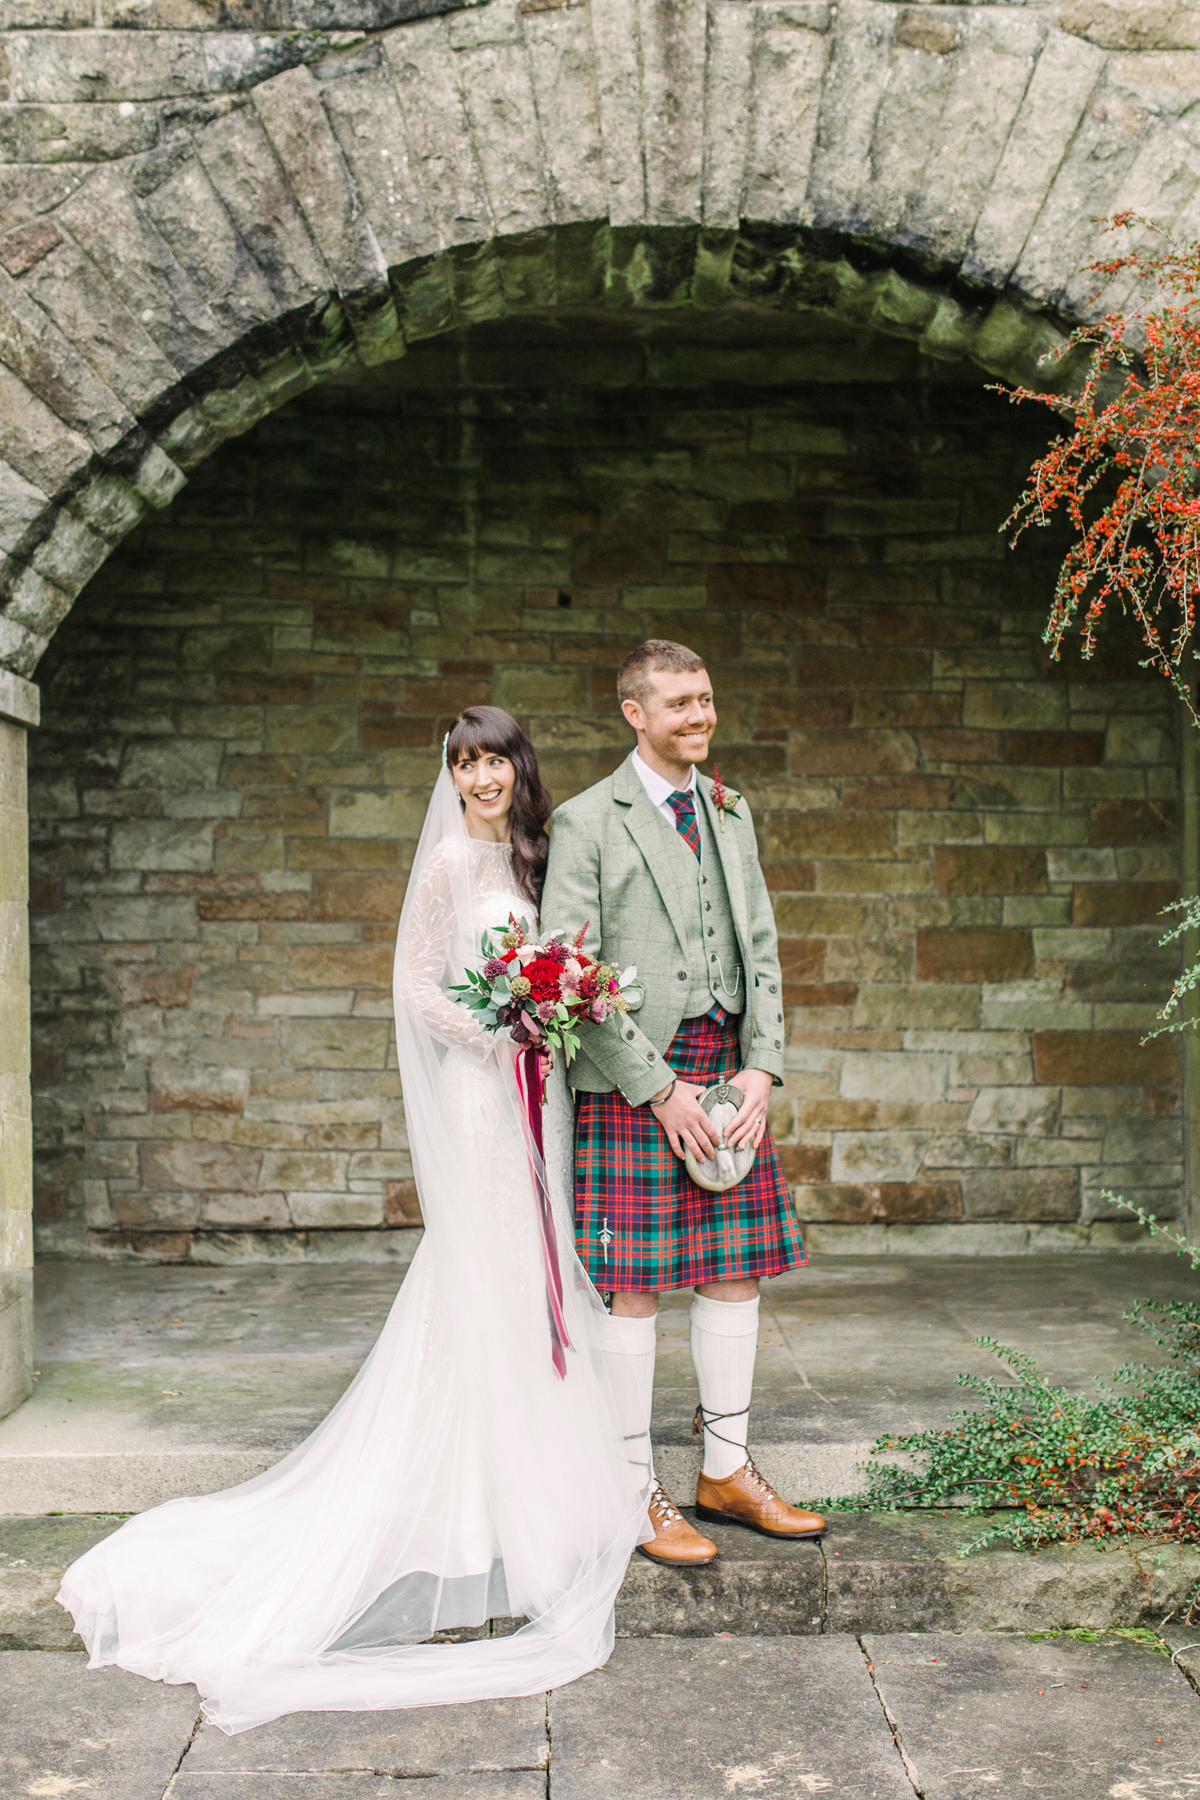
[631, 747, 696, 809]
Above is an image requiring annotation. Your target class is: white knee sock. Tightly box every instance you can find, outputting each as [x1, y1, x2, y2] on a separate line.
[690, 1294, 759, 1480]
[602, 1311, 657, 1487]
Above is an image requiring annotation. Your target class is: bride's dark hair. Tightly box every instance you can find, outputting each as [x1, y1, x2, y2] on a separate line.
[445, 706, 553, 907]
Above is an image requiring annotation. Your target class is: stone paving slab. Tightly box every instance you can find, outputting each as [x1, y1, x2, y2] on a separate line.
[4, 1254, 1192, 1512]
[181, 1695, 548, 1777]
[170, 1778, 546, 1797]
[0, 1651, 201, 1800]
[549, 1636, 912, 1800]
[866, 1630, 1200, 1798]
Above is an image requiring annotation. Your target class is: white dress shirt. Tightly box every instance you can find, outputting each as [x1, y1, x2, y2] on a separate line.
[631, 748, 696, 825]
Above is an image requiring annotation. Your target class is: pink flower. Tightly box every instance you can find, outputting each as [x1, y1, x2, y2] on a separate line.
[536, 999, 558, 1023]
[589, 999, 610, 1022]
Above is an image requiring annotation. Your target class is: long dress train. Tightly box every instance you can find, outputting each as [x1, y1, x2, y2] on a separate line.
[57, 774, 648, 1734]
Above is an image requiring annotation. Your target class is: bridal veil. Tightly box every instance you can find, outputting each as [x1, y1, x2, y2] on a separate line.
[57, 766, 648, 1733]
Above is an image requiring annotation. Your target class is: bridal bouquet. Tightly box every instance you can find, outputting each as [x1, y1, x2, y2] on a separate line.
[451, 915, 641, 1065]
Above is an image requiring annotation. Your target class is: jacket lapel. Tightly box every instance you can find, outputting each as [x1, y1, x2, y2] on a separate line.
[614, 755, 695, 958]
[697, 775, 750, 958]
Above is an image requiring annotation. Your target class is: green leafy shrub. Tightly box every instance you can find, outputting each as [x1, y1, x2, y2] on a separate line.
[825, 1195, 1200, 1554]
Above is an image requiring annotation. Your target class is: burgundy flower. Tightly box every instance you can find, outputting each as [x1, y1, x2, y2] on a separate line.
[484, 957, 506, 981]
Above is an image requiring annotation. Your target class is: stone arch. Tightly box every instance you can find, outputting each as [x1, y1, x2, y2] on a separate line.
[1, 0, 1198, 702]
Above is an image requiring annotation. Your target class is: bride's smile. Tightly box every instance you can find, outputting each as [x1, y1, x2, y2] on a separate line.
[452, 749, 517, 841]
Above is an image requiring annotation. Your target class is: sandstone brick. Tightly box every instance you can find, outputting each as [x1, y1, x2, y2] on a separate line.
[1032, 1031, 1180, 1088]
[277, 1019, 391, 1070]
[779, 940, 826, 983]
[763, 863, 816, 892]
[288, 1192, 383, 1228]
[965, 1086, 1059, 1135]
[962, 1167, 1079, 1221]
[288, 945, 394, 988]
[852, 984, 979, 1029]
[385, 1179, 424, 1227]
[860, 604, 980, 648]
[774, 896, 885, 937]
[788, 983, 857, 1009]
[1089, 800, 1178, 846]
[150, 1067, 247, 1114]
[1071, 881, 1178, 928]
[768, 811, 894, 860]
[200, 1192, 289, 1229]
[776, 1145, 832, 1183]
[933, 846, 1047, 896]
[113, 963, 194, 1009]
[799, 649, 930, 690]
[265, 705, 357, 756]
[841, 775, 952, 809]
[140, 1140, 262, 1192]
[788, 729, 918, 774]
[759, 692, 853, 730]
[1004, 730, 1105, 766]
[830, 1131, 929, 1183]
[198, 893, 309, 921]
[962, 682, 1069, 731]
[312, 872, 407, 922]
[915, 928, 1034, 983]
[708, 566, 824, 611]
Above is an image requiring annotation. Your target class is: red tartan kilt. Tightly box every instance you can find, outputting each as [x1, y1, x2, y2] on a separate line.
[573, 1007, 806, 1292]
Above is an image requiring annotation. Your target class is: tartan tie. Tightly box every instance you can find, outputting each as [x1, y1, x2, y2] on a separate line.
[666, 789, 701, 858]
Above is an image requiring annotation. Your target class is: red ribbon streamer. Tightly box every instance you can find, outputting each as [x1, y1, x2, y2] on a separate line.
[514, 1045, 572, 1380]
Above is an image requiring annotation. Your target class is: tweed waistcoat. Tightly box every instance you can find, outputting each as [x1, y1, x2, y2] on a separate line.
[672, 794, 745, 1018]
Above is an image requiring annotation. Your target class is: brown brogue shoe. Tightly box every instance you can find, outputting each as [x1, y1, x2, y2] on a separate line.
[695, 1460, 825, 1541]
[637, 1480, 719, 1567]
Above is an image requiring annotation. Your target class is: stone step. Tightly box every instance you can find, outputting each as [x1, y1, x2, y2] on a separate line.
[6, 1510, 1197, 1653]
[0, 1440, 873, 1516]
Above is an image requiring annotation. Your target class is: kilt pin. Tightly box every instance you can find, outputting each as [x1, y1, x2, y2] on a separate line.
[575, 1002, 805, 1292]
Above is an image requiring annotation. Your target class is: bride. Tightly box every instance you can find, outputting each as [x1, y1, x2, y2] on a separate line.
[57, 706, 649, 1734]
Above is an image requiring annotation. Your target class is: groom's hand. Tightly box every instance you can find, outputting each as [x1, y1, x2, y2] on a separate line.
[724, 1069, 774, 1152]
[649, 1079, 722, 1163]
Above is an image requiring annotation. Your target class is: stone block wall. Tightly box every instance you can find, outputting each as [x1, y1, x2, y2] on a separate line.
[25, 315, 1184, 1261]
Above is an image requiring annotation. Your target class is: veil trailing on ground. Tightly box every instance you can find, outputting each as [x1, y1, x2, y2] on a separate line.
[57, 766, 648, 1734]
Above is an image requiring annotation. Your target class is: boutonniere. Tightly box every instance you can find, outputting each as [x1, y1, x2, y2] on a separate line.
[709, 765, 742, 833]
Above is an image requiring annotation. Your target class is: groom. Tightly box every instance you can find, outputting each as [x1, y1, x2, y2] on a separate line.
[542, 639, 824, 1566]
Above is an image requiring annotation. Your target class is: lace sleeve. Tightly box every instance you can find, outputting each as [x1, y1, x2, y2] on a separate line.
[397, 846, 501, 1062]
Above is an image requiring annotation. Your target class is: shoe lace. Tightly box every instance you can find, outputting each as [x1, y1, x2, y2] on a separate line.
[740, 1455, 775, 1498]
[648, 1480, 682, 1526]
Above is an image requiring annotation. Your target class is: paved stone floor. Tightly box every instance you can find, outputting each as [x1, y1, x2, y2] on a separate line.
[5, 1631, 1200, 1799]
[1, 1250, 1192, 1512]
[5, 1252, 1200, 1796]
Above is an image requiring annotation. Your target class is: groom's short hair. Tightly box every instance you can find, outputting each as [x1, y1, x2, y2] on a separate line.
[617, 639, 707, 707]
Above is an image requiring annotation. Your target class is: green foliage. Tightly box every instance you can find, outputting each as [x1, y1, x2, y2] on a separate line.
[1143, 894, 1200, 1041]
[823, 1193, 1200, 1555]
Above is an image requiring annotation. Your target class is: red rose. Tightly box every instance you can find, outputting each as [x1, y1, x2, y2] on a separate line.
[523, 955, 565, 1003]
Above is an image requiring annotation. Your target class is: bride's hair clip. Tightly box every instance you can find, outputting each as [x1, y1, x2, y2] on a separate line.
[441, 729, 451, 769]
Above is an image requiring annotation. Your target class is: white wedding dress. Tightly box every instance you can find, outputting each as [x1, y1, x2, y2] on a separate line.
[57, 772, 648, 1734]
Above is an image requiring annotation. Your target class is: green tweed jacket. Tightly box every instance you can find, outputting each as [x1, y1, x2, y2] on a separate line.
[540, 754, 787, 1109]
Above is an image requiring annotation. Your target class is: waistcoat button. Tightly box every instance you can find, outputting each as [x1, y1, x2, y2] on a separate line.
[774, 1038, 782, 1048]
[625, 1028, 634, 1040]
[707, 927, 714, 937]
[677, 970, 687, 981]
[769, 983, 777, 994]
